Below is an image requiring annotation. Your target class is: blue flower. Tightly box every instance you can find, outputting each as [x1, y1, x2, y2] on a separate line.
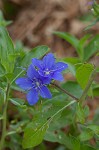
[15, 53, 68, 105]
[87, 0, 95, 6]
[15, 64, 52, 105]
[32, 53, 68, 81]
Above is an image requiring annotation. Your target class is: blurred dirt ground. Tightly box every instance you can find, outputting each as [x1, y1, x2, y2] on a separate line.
[0, 0, 99, 58]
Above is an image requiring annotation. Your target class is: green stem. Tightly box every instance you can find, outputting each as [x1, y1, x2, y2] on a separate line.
[0, 83, 10, 150]
[80, 68, 96, 104]
[10, 70, 25, 85]
[51, 82, 79, 101]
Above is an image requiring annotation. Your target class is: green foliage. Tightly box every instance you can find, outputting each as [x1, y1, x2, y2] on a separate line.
[76, 63, 94, 91]
[83, 35, 99, 61]
[0, 11, 12, 27]
[9, 98, 26, 109]
[78, 34, 91, 60]
[84, 17, 99, 30]
[53, 31, 80, 56]
[62, 81, 83, 98]
[92, 83, 99, 96]
[45, 132, 81, 150]
[0, 63, 6, 77]
[0, 11, 99, 150]
[22, 100, 75, 149]
[87, 125, 99, 135]
[92, 2, 99, 17]
[0, 26, 15, 73]
[85, 1, 99, 30]
[53, 31, 79, 49]
[21, 45, 50, 67]
[22, 122, 49, 149]
[76, 103, 89, 124]
[54, 32, 99, 62]
[79, 129, 94, 141]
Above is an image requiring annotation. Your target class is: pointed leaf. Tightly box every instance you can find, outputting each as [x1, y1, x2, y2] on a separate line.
[21, 45, 49, 67]
[76, 63, 94, 90]
[22, 123, 49, 149]
[83, 35, 99, 61]
[54, 31, 80, 56]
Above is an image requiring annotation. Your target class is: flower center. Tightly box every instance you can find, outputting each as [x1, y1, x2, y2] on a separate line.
[44, 68, 50, 75]
[32, 78, 42, 90]
[36, 81, 40, 87]
[45, 71, 50, 75]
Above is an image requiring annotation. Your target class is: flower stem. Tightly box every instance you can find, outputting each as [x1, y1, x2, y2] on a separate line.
[51, 82, 79, 101]
[0, 83, 10, 150]
[80, 68, 96, 104]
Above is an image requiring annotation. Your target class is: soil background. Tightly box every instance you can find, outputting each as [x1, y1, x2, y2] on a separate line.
[1, 0, 99, 58]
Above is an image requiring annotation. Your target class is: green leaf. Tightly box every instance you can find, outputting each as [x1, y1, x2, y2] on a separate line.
[10, 69, 25, 85]
[96, 67, 99, 73]
[79, 129, 94, 141]
[76, 104, 89, 124]
[93, 3, 99, 16]
[93, 83, 99, 96]
[62, 81, 83, 98]
[53, 31, 79, 49]
[76, 63, 94, 90]
[84, 105, 90, 117]
[69, 136, 80, 150]
[0, 26, 15, 73]
[63, 57, 80, 64]
[0, 62, 6, 77]
[96, 52, 99, 56]
[93, 87, 99, 96]
[84, 18, 99, 31]
[0, 27, 14, 54]
[21, 45, 49, 67]
[0, 114, 3, 120]
[62, 57, 81, 76]
[15, 41, 26, 58]
[45, 131, 80, 150]
[22, 123, 49, 149]
[76, 103, 85, 124]
[9, 98, 25, 107]
[22, 100, 76, 149]
[83, 35, 99, 61]
[7, 131, 17, 136]
[40, 96, 73, 128]
[61, 135, 80, 150]
[53, 31, 80, 55]
[81, 144, 97, 150]
[68, 64, 76, 76]
[87, 125, 99, 135]
[0, 11, 12, 27]
[78, 34, 91, 60]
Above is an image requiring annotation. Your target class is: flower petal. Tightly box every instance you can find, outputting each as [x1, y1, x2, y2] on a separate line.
[27, 64, 39, 79]
[26, 89, 39, 105]
[40, 76, 51, 84]
[32, 58, 42, 69]
[39, 85, 52, 99]
[55, 62, 68, 72]
[43, 53, 55, 69]
[15, 77, 32, 90]
[52, 72, 64, 81]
